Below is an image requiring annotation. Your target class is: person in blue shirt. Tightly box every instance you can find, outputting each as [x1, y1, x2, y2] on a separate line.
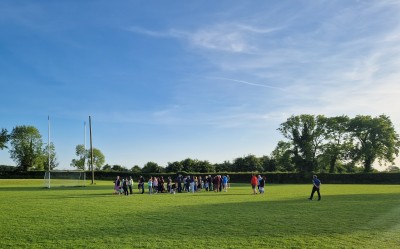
[308, 175, 321, 201]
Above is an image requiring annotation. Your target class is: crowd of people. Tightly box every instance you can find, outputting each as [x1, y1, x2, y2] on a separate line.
[113, 174, 322, 200]
[113, 174, 230, 195]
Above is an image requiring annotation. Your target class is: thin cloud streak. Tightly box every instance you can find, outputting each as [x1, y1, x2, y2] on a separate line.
[209, 77, 285, 91]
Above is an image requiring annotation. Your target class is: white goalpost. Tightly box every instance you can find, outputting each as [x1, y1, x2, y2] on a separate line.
[43, 171, 86, 188]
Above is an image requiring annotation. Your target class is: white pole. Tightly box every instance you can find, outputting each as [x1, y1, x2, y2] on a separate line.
[84, 122, 86, 171]
[48, 115, 51, 189]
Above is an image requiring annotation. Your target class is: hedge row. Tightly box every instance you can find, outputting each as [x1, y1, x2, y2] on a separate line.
[0, 170, 399, 184]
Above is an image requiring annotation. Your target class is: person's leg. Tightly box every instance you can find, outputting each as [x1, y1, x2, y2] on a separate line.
[317, 188, 321, 200]
[309, 187, 316, 200]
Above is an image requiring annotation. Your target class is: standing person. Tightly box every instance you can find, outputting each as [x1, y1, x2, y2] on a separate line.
[114, 176, 121, 195]
[128, 176, 133, 195]
[176, 175, 182, 193]
[197, 176, 202, 192]
[122, 177, 129, 196]
[259, 176, 265, 194]
[208, 175, 213, 191]
[222, 175, 228, 192]
[308, 175, 321, 201]
[185, 176, 190, 192]
[251, 174, 258, 195]
[190, 176, 195, 193]
[167, 176, 172, 193]
[257, 175, 262, 192]
[153, 177, 158, 194]
[148, 177, 153, 194]
[138, 176, 145, 194]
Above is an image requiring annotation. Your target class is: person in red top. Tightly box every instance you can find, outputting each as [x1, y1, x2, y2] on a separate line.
[251, 174, 258, 194]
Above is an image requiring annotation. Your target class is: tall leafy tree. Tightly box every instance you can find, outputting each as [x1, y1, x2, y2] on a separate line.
[278, 115, 326, 173]
[71, 145, 105, 170]
[193, 160, 215, 173]
[232, 154, 263, 172]
[90, 148, 105, 171]
[214, 160, 233, 172]
[165, 161, 183, 173]
[270, 141, 295, 172]
[348, 115, 400, 172]
[142, 161, 163, 173]
[70, 144, 87, 170]
[0, 128, 9, 150]
[181, 158, 196, 172]
[130, 165, 142, 173]
[39, 142, 59, 170]
[320, 116, 352, 173]
[9, 126, 44, 171]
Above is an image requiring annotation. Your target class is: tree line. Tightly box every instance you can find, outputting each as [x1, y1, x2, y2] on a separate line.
[1, 114, 399, 173]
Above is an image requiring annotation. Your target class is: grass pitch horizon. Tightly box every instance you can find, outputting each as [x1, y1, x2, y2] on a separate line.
[0, 180, 399, 248]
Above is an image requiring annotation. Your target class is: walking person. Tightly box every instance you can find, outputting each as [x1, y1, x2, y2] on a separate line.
[308, 175, 321, 201]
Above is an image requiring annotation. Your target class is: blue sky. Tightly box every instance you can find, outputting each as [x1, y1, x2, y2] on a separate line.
[1, 0, 399, 170]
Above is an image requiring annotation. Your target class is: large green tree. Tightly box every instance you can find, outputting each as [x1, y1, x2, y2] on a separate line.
[270, 141, 295, 172]
[348, 115, 400, 172]
[9, 126, 44, 171]
[320, 116, 353, 173]
[278, 115, 326, 173]
[232, 154, 263, 172]
[142, 161, 164, 173]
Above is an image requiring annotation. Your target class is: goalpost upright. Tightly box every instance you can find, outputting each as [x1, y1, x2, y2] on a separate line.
[47, 115, 51, 189]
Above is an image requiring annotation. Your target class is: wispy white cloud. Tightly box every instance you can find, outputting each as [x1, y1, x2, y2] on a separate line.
[209, 76, 285, 91]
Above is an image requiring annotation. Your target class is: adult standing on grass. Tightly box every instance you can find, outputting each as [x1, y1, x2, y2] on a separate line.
[251, 174, 258, 195]
[308, 175, 321, 201]
[123, 177, 129, 196]
[148, 177, 153, 194]
[138, 176, 145, 194]
[259, 176, 266, 194]
[128, 176, 133, 195]
[114, 176, 121, 195]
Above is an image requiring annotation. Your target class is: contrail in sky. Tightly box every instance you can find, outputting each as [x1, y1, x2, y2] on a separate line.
[210, 77, 285, 91]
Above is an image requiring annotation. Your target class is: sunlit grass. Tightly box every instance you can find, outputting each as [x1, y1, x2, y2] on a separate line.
[0, 180, 399, 248]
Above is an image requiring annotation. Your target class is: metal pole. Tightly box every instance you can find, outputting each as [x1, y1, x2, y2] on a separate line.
[48, 115, 51, 189]
[89, 116, 94, 184]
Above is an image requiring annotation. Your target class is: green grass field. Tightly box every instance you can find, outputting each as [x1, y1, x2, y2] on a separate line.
[0, 180, 399, 249]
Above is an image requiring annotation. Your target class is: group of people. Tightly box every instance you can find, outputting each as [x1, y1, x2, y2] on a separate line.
[250, 174, 267, 195]
[113, 176, 134, 195]
[114, 174, 230, 195]
[113, 174, 322, 201]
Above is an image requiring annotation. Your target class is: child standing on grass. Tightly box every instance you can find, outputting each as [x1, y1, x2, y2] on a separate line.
[148, 177, 153, 194]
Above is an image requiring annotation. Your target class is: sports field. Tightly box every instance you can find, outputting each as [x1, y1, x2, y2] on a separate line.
[0, 180, 399, 249]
